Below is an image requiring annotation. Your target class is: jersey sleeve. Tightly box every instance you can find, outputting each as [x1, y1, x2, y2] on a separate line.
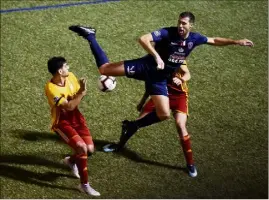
[45, 84, 66, 107]
[151, 28, 169, 42]
[194, 33, 208, 46]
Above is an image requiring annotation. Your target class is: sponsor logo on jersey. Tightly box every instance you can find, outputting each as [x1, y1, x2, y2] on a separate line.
[168, 54, 185, 64]
[188, 42, 193, 49]
[153, 31, 161, 37]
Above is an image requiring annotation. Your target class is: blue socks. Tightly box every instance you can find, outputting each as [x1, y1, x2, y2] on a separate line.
[86, 34, 109, 68]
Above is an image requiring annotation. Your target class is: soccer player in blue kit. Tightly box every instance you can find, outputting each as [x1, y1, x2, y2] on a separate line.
[69, 12, 253, 176]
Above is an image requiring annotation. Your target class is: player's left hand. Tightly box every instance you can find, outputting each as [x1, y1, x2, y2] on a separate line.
[79, 78, 87, 96]
[238, 39, 254, 47]
[173, 77, 183, 85]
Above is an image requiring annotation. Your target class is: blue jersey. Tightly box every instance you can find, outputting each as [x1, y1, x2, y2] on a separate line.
[124, 27, 208, 96]
[151, 27, 208, 72]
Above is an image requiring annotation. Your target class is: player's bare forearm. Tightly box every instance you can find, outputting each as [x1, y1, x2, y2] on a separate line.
[207, 37, 254, 47]
[139, 34, 158, 57]
[139, 33, 165, 70]
[62, 92, 85, 111]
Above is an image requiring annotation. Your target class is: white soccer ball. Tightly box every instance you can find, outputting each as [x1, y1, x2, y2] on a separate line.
[97, 75, 116, 92]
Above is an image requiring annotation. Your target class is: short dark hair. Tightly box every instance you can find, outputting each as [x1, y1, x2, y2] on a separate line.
[179, 12, 195, 23]
[47, 56, 66, 75]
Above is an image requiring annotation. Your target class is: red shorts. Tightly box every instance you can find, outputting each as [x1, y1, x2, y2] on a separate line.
[142, 92, 188, 115]
[53, 110, 93, 150]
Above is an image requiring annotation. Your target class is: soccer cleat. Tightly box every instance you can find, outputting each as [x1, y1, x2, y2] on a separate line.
[62, 156, 80, 178]
[69, 25, 96, 38]
[187, 164, 198, 178]
[117, 120, 138, 148]
[103, 143, 120, 152]
[78, 183, 101, 196]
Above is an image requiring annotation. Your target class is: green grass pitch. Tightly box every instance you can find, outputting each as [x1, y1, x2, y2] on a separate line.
[0, 0, 268, 198]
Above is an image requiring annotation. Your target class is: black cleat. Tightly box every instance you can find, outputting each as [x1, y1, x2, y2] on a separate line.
[103, 120, 138, 152]
[69, 25, 96, 38]
[118, 120, 138, 147]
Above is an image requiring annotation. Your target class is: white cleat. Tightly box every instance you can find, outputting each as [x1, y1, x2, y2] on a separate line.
[62, 156, 80, 178]
[187, 164, 198, 178]
[78, 183, 101, 196]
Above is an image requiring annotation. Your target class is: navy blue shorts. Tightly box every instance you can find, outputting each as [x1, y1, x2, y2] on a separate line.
[124, 55, 169, 96]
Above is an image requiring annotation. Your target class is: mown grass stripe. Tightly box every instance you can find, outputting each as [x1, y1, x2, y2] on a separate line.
[0, 0, 120, 14]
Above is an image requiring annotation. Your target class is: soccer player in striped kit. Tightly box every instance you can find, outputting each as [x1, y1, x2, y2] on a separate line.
[45, 56, 100, 196]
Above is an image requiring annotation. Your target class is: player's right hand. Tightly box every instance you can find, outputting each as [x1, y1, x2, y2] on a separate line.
[155, 56, 165, 70]
[173, 77, 183, 85]
[237, 39, 254, 47]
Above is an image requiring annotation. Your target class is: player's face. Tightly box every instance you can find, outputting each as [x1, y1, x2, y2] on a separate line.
[177, 17, 193, 37]
[59, 63, 69, 77]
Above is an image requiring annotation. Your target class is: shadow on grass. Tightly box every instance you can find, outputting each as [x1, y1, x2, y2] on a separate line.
[11, 129, 61, 142]
[93, 139, 186, 172]
[0, 154, 67, 170]
[11, 129, 185, 172]
[0, 164, 77, 191]
[3, 130, 80, 191]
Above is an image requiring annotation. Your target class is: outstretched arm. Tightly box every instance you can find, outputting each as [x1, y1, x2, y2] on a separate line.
[207, 37, 254, 47]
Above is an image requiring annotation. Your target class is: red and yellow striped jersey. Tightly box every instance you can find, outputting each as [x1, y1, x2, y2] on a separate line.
[45, 72, 80, 129]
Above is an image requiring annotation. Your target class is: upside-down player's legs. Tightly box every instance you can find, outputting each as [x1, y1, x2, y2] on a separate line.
[98, 62, 125, 76]
[69, 25, 159, 80]
[69, 25, 126, 76]
[86, 35, 126, 76]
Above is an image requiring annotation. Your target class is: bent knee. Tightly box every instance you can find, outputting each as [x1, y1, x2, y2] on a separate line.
[157, 114, 170, 121]
[87, 144, 95, 153]
[76, 142, 87, 154]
